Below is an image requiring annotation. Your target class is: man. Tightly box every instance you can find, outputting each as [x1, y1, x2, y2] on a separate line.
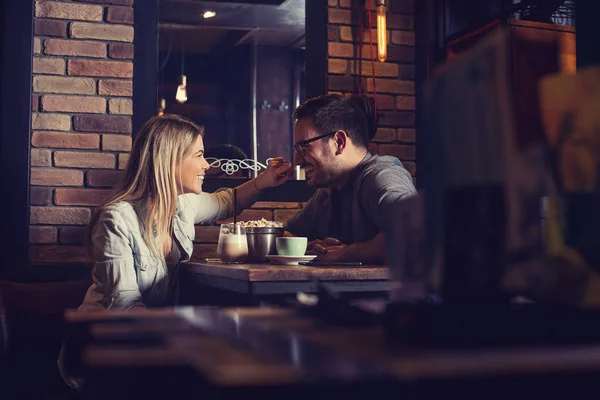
[286, 94, 416, 263]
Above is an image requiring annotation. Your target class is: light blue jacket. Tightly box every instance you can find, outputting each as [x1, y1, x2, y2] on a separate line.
[78, 190, 233, 311]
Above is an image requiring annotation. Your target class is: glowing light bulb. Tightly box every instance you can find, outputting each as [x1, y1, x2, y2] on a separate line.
[376, 1, 387, 62]
[158, 98, 166, 116]
[203, 11, 216, 19]
[175, 75, 187, 104]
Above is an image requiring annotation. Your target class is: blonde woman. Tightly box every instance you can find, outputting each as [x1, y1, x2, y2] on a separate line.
[78, 114, 291, 311]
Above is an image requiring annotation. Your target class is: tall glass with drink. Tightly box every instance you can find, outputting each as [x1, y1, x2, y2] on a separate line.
[217, 223, 249, 263]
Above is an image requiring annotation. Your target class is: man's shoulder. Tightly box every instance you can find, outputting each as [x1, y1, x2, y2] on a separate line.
[362, 153, 403, 170]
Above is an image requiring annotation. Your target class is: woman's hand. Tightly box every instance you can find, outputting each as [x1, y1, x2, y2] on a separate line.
[254, 157, 292, 190]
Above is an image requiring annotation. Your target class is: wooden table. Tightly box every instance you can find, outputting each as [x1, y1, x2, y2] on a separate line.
[65, 306, 600, 400]
[179, 261, 390, 306]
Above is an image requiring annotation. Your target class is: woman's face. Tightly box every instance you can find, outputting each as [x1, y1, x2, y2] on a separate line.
[179, 135, 210, 195]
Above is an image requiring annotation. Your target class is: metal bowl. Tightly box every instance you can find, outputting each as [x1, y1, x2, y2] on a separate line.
[245, 227, 285, 262]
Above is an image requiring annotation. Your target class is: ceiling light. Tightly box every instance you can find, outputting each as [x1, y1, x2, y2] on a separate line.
[203, 11, 216, 18]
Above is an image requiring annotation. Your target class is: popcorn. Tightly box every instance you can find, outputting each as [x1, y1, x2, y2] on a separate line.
[236, 218, 284, 228]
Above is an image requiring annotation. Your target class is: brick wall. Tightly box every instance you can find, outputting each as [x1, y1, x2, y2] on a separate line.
[29, 0, 134, 263]
[327, 0, 417, 181]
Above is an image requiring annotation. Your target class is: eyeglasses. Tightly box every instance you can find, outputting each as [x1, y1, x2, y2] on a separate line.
[293, 131, 336, 156]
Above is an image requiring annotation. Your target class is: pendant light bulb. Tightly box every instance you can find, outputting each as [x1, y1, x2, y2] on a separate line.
[175, 75, 187, 104]
[158, 98, 166, 116]
[376, 0, 387, 62]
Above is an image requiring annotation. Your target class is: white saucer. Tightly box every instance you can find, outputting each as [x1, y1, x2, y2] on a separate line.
[265, 255, 317, 266]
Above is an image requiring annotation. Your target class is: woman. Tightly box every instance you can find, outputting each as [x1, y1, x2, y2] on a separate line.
[78, 114, 291, 311]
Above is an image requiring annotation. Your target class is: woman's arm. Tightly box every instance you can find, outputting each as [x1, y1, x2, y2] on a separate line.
[183, 159, 292, 224]
[232, 160, 291, 214]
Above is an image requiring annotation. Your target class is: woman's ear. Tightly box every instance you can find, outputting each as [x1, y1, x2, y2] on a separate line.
[333, 130, 348, 155]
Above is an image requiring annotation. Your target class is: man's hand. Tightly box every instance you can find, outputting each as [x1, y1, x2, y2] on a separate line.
[307, 237, 342, 254]
[314, 244, 348, 262]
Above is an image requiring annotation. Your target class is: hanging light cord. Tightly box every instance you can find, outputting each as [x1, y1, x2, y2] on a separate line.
[180, 30, 185, 76]
[366, 0, 378, 127]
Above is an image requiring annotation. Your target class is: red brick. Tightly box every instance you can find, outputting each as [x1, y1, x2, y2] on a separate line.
[98, 79, 132, 96]
[328, 9, 351, 24]
[328, 0, 338, 6]
[108, 98, 132, 115]
[396, 96, 415, 110]
[32, 95, 40, 112]
[31, 168, 83, 186]
[274, 209, 300, 225]
[102, 134, 131, 151]
[117, 153, 129, 169]
[29, 226, 57, 244]
[30, 206, 91, 225]
[35, 2, 103, 21]
[194, 226, 220, 243]
[378, 144, 416, 160]
[69, 22, 134, 42]
[350, 62, 399, 77]
[33, 76, 96, 95]
[79, 0, 133, 5]
[108, 43, 133, 59]
[328, 75, 363, 92]
[55, 188, 112, 206]
[190, 244, 218, 262]
[106, 6, 134, 24]
[391, 30, 415, 46]
[31, 113, 71, 131]
[367, 79, 414, 94]
[378, 111, 415, 127]
[387, 45, 415, 62]
[33, 57, 66, 75]
[32, 131, 100, 150]
[339, 26, 388, 43]
[30, 187, 52, 206]
[41, 95, 106, 113]
[374, 94, 394, 110]
[250, 202, 302, 209]
[34, 19, 67, 37]
[31, 149, 52, 167]
[29, 245, 87, 263]
[68, 59, 133, 78]
[402, 161, 416, 175]
[74, 115, 132, 133]
[328, 59, 348, 74]
[86, 170, 124, 187]
[217, 210, 272, 225]
[327, 26, 339, 41]
[44, 38, 107, 58]
[59, 227, 87, 245]
[397, 128, 416, 143]
[372, 128, 395, 143]
[54, 151, 116, 169]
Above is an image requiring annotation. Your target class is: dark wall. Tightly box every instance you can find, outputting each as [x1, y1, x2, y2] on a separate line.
[161, 46, 253, 157]
[0, 0, 33, 280]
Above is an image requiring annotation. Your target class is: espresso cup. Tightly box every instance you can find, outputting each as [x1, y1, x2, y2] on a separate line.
[276, 237, 307, 257]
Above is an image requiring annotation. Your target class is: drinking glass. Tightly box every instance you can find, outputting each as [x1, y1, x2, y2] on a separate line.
[217, 223, 248, 263]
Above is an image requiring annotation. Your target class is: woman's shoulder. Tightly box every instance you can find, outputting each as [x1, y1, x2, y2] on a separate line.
[95, 201, 142, 230]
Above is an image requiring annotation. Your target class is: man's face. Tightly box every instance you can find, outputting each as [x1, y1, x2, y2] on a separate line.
[293, 118, 340, 188]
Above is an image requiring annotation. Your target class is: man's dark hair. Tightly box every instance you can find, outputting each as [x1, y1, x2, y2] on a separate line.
[292, 94, 378, 149]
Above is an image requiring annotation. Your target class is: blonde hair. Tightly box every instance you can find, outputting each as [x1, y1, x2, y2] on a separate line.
[87, 114, 203, 257]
